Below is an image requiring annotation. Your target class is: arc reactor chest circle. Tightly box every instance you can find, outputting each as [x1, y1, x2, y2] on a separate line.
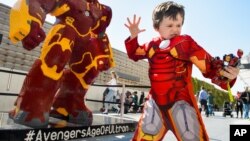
[84, 11, 90, 16]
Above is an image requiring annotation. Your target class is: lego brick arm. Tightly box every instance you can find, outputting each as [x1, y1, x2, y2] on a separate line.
[9, 0, 58, 50]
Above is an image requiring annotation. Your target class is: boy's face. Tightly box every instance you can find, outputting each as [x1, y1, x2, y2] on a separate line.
[155, 13, 183, 40]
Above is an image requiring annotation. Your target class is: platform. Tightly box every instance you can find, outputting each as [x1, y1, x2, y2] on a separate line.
[0, 112, 137, 141]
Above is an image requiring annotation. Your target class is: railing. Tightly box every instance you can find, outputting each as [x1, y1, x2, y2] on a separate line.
[0, 68, 150, 118]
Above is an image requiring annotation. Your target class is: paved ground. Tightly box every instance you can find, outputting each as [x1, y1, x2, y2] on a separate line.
[77, 111, 250, 141]
[1, 111, 249, 141]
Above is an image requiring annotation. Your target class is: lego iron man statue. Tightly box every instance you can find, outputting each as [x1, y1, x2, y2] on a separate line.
[9, 0, 114, 127]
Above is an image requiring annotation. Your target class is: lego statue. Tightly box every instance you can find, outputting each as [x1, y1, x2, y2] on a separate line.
[9, 0, 114, 127]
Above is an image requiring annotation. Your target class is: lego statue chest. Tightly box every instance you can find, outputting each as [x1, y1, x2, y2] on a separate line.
[67, 0, 102, 18]
[58, 0, 104, 33]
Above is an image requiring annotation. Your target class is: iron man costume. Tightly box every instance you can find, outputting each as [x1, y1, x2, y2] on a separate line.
[9, 0, 114, 127]
[125, 35, 237, 141]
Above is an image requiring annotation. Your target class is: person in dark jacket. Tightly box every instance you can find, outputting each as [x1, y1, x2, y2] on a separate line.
[240, 87, 250, 119]
[235, 94, 243, 118]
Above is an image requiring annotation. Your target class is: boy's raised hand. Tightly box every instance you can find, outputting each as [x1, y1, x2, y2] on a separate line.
[125, 14, 146, 39]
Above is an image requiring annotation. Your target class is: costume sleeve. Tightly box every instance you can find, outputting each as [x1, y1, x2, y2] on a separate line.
[124, 37, 148, 61]
[169, 35, 236, 90]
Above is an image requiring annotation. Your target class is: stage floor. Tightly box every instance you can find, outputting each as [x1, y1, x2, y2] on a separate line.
[0, 112, 137, 141]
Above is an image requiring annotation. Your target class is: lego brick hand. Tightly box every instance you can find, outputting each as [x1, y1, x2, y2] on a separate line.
[22, 21, 45, 50]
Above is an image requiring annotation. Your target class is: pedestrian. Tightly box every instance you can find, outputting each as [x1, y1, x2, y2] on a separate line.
[240, 87, 250, 119]
[114, 90, 121, 113]
[125, 91, 133, 114]
[235, 93, 243, 118]
[100, 87, 110, 112]
[103, 71, 118, 114]
[137, 97, 147, 113]
[139, 91, 145, 106]
[132, 91, 139, 112]
[199, 87, 209, 117]
[207, 91, 214, 116]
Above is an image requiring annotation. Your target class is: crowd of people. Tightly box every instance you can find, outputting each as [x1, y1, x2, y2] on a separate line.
[101, 71, 147, 114]
[101, 80, 250, 119]
[102, 76, 249, 119]
[125, 91, 146, 113]
[101, 88, 147, 114]
[197, 86, 250, 119]
[197, 87, 215, 117]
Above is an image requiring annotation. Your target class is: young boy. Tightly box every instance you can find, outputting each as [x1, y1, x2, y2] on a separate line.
[124, 1, 239, 141]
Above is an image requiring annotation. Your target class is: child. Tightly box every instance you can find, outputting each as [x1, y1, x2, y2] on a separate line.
[124, 1, 239, 141]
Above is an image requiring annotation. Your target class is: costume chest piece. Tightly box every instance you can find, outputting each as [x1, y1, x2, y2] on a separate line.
[159, 40, 170, 50]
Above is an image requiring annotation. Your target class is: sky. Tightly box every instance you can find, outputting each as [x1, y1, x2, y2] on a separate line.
[1, 0, 250, 95]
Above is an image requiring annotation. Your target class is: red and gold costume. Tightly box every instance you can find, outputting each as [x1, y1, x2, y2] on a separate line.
[9, 0, 114, 127]
[125, 35, 237, 141]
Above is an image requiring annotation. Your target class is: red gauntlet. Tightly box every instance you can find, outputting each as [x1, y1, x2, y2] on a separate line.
[209, 50, 243, 89]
